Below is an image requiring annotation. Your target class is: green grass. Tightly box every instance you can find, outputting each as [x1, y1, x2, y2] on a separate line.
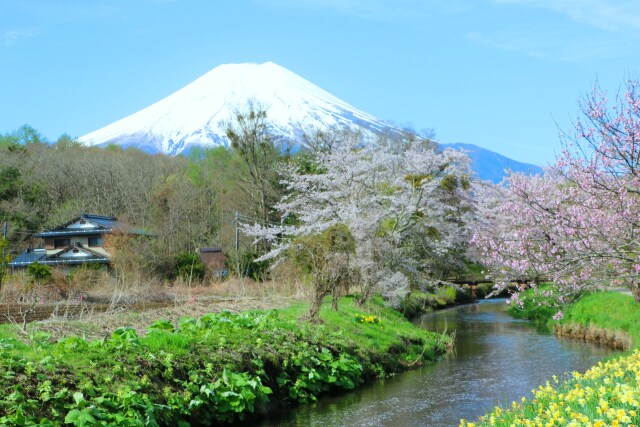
[269, 295, 450, 369]
[558, 291, 640, 347]
[0, 295, 450, 425]
[508, 288, 640, 345]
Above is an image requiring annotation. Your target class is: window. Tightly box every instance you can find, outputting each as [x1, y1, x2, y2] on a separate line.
[54, 238, 70, 248]
[88, 237, 104, 247]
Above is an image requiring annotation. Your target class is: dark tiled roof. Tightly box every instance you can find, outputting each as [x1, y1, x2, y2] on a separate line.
[8, 248, 47, 267]
[35, 213, 154, 238]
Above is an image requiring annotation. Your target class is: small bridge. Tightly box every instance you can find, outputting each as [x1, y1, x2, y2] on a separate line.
[446, 274, 542, 299]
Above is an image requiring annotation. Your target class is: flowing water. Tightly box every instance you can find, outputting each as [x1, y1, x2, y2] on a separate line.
[249, 300, 615, 427]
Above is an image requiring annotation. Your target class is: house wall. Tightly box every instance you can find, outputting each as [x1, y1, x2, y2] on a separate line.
[199, 251, 225, 270]
[43, 236, 109, 257]
[199, 249, 226, 280]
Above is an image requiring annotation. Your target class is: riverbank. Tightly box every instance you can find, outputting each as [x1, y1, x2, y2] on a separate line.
[398, 283, 501, 318]
[0, 295, 451, 425]
[554, 292, 639, 350]
[508, 290, 639, 350]
[461, 290, 640, 426]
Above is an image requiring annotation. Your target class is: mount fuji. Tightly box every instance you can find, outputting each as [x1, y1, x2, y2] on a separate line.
[79, 62, 396, 156]
[79, 61, 542, 182]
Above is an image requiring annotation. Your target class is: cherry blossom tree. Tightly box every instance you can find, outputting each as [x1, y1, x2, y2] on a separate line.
[245, 138, 475, 318]
[473, 78, 640, 308]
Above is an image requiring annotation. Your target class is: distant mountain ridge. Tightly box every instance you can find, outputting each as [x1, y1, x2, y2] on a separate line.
[440, 142, 543, 183]
[79, 61, 541, 182]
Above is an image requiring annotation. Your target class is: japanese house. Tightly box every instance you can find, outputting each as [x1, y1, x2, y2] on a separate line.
[9, 214, 152, 268]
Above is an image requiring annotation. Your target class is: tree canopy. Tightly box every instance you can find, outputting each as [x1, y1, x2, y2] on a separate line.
[473, 77, 640, 313]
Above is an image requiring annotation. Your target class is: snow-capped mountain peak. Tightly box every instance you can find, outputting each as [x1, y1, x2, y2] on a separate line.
[79, 62, 393, 155]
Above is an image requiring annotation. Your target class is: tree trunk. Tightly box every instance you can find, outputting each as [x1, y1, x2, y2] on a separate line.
[630, 281, 640, 303]
[306, 284, 332, 322]
[355, 283, 372, 307]
[331, 290, 339, 311]
[307, 297, 323, 321]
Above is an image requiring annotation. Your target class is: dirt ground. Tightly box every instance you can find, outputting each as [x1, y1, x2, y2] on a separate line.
[4, 277, 306, 341]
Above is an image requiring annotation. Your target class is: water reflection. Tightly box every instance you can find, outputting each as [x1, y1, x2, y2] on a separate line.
[248, 300, 614, 427]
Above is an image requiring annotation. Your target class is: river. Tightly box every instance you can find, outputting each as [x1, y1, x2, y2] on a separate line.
[249, 299, 615, 426]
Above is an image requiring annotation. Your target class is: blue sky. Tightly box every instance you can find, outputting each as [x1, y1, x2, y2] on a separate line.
[2, 0, 640, 166]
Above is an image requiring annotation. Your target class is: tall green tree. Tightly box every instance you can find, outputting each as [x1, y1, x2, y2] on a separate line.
[225, 103, 282, 225]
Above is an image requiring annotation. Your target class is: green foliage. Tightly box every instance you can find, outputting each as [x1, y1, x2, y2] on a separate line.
[435, 286, 456, 304]
[376, 217, 397, 237]
[0, 296, 450, 425]
[438, 174, 459, 192]
[14, 124, 45, 145]
[0, 124, 44, 148]
[0, 166, 20, 201]
[54, 133, 80, 148]
[0, 133, 19, 148]
[404, 173, 432, 188]
[110, 327, 140, 348]
[291, 223, 356, 318]
[399, 289, 459, 318]
[174, 252, 206, 281]
[26, 262, 52, 284]
[0, 238, 9, 286]
[558, 292, 640, 346]
[225, 104, 283, 225]
[147, 319, 175, 334]
[236, 249, 270, 281]
[291, 223, 355, 275]
[278, 346, 363, 403]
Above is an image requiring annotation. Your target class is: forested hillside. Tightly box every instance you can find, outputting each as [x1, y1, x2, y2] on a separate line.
[0, 112, 480, 305]
[0, 124, 263, 280]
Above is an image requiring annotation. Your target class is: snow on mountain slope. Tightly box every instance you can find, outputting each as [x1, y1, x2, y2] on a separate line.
[79, 62, 395, 155]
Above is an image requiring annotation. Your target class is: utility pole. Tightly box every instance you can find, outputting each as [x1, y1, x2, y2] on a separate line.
[1, 222, 7, 287]
[2, 222, 6, 259]
[235, 211, 239, 252]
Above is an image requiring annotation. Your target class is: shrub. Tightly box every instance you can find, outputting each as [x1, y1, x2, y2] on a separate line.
[26, 262, 52, 284]
[235, 249, 270, 281]
[175, 252, 206, 281]
[435, 286, 456, 305]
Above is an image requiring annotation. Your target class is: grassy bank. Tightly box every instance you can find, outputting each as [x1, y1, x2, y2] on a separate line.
[398, 288, 457, 318]
[0, 295, 450, 426]
[508, 290, 639, 348]
[397, 283, 500, 318]
[554, 292, 640, 350]
[463, 290, 640, 426]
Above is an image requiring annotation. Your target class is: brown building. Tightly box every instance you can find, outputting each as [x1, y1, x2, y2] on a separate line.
[198, 247, 227, 279]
